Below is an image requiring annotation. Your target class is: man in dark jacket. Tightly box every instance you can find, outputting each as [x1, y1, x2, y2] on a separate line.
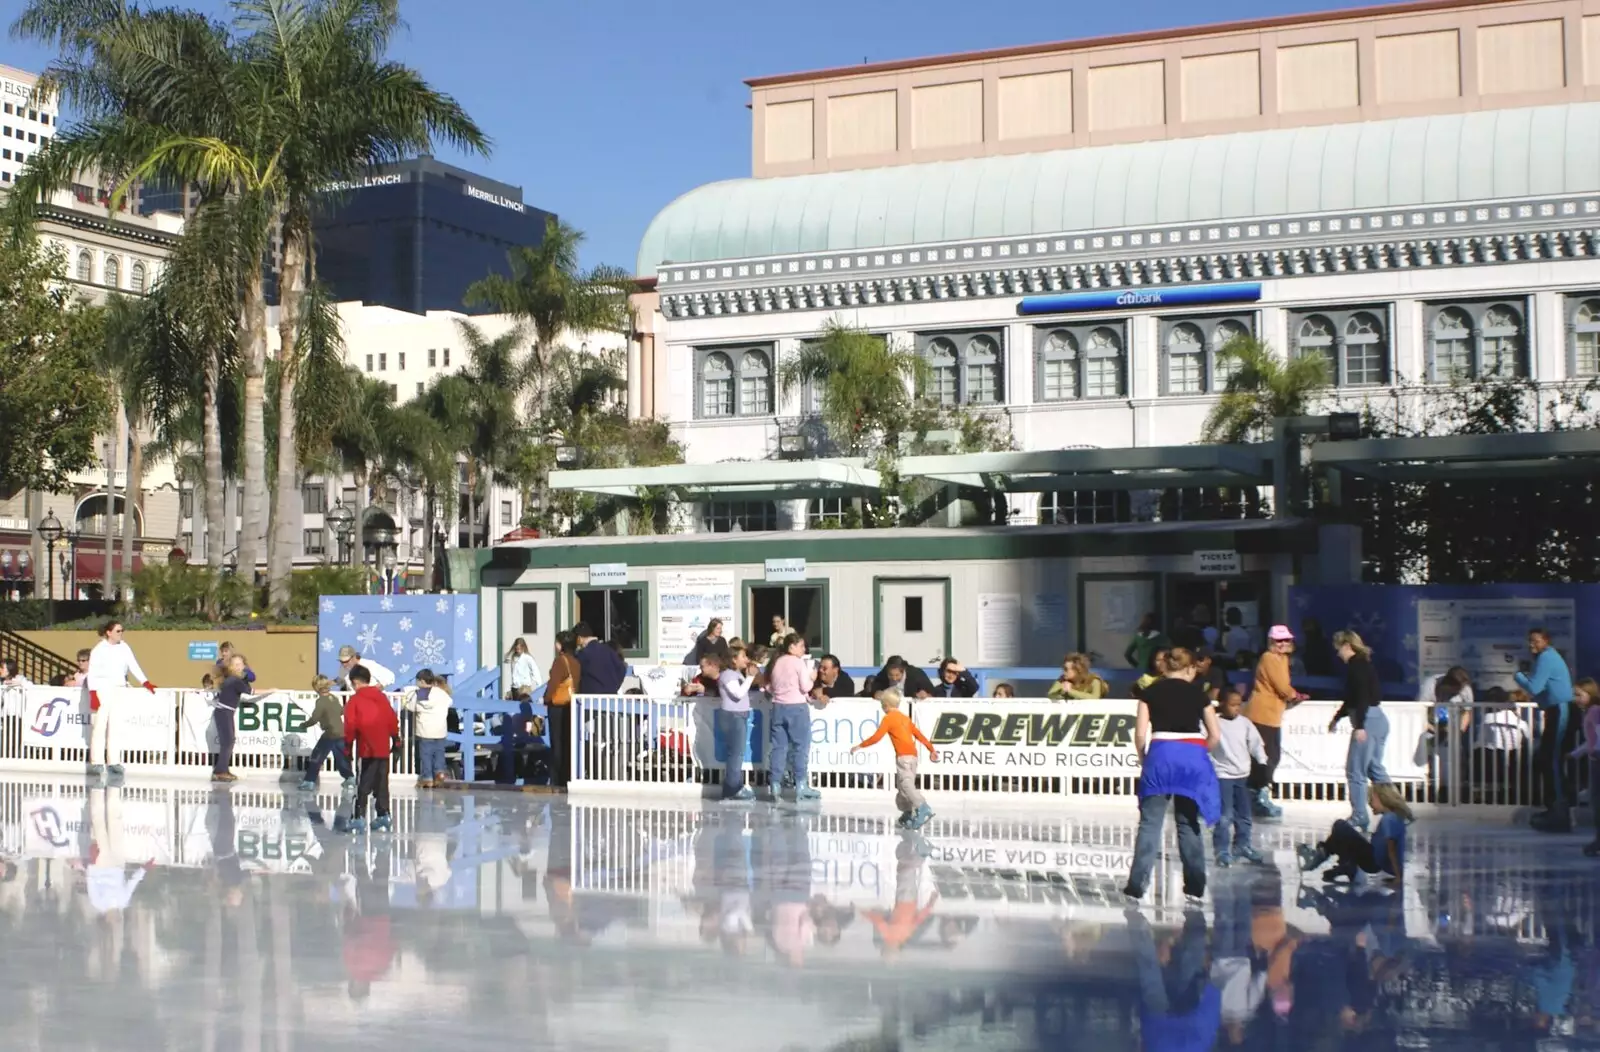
[811, 654, 856, 701]
[865, 656, 936, 699]
[575, 622, 627, 695]
[930, 657, 980, 699]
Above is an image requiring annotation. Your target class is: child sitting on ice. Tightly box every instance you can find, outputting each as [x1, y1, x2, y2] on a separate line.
[851, 689, 939, 829]
[1297, 783, 1413, 884]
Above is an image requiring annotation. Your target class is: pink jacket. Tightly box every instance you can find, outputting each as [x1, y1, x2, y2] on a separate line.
[768, 654, 815, 706]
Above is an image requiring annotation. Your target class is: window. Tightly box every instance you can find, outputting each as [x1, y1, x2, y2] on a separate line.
[1425, 301, 1526, 382]
[103, 256, 119, 289]
[917, 330, 1005, 405]
[1429, 308, 1472, 381]
[379, 353, 387, 371]
[389, 384, 399, 399]
[27, 111, 36, 121]
[303, 529, 326, 556]
[365, 354, 373, 372]
[302, 484, 326, 515]
[181, 532, 193, 553]
[443, 348, 450, 367]
[702, 500, 779, 533]
[808, 497, 849, 527]
[75, 250, 91, 283]
[3, 105, 9, 115]
[398, 351, 406, 371]
[1035, 323, 1126, 401]
[694, 345, 774, 418]
[179, 489, 194, 518]
[416, 382, 423, 397]
[342, 487, 357, 506]
[573, 586, 644, 653]
[40, 113, 47, 126]
[130, 262, 146, 294]
[749, 584, 827, 651]
[1160, 315, 1255, 394]
[2, 150, 9, 160]
[26, 132, 35, 144]
[500, 500, 513, 526]
[521, 602, 539, 635]
[1037, 490, 1133, 525]
[1291, 307, 1389, 387]
[1571, 297, 1600, 377]
[904, 596, 924, 633]
[428, 348, 437, 367]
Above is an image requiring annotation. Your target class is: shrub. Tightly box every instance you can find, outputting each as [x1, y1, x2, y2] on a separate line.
[128, 563, 254, 621]
[287, 566, 369, 619]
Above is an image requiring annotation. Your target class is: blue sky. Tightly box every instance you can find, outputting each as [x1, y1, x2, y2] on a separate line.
[2, 0, 1345, 272]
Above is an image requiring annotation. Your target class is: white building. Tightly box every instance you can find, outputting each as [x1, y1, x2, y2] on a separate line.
[0, 64, 55, 188]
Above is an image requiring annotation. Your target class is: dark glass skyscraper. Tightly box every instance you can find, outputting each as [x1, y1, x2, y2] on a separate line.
[310, 156, 553, 315]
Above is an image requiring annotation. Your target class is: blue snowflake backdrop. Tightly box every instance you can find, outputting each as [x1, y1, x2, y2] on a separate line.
[317, 594, 481, 685]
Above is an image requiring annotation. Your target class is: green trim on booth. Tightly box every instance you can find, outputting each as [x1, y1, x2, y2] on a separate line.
[563, 580, 652, 659]
[1075, 572, 1164, 656]
[494, 583, 561, 672]
[743, 577, 832, 655]
[872, 576, 953, 666]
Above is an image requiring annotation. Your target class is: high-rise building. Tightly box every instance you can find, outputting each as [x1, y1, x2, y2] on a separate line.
[311, 156, 554, 315]
[0, 65, 57, 188]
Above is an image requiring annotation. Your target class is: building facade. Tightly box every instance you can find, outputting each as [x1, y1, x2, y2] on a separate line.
[0, 64, 55, 188]
[630, 0, 1600, 533]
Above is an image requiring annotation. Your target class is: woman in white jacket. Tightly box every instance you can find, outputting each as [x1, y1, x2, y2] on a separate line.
[402, 669, 452, 786]
[86, 620, 157, 783]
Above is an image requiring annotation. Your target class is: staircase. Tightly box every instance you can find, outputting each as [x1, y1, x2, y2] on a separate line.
[0, 629, 77, 685]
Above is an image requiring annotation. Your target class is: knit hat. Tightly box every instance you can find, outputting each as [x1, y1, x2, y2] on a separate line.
[1267, 625, 1294, 642]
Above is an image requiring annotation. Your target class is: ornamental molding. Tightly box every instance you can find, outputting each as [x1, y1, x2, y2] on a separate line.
[655, 193, 1600, 321]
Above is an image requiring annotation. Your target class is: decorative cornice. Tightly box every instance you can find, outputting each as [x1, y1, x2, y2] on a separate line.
[655, 194, 1600, 321]
[36, 204, 179, 248]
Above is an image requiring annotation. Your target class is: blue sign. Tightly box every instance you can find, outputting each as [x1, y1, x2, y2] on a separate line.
[188, 641, 220, 663]
[317, 594, 480, 683]
[1017, 282, 1262, 316]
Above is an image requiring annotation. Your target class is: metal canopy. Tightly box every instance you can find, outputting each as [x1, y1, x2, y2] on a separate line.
[548, 459, 882, 498]
[1309, 430, 1600, 480]
[897, 444, 1273, 491]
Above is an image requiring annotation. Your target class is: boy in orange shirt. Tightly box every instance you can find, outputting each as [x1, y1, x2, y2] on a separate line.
[852, 689, 938, 829]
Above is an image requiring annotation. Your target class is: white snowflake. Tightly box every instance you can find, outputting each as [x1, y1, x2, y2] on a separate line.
[341, 612, 355, 628]
[320, 598, 335, 614]
[380, 597, 394, 611]
[463, 629, 474, 644]
[320, 637, 334, 653]
[455, 658, 466, 675]
[399, 664, 411, 676]
[456, 603, 466, 618]
[413, 630, 447, 666]
[355, 622, 383, 653]
[436, 598, 450, 614]
[398, 617, 413, 633]
[391, 641, 405, 656]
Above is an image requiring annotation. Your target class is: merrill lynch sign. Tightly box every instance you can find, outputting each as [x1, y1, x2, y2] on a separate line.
[464, 183, 525, 212]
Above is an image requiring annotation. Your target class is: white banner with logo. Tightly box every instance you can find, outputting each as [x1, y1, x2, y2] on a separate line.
[1276, 700, 1430, 783]
[22, 791, 174, 864]
[179, 690, 325, 757]
[675, 696, 896, 775]
[16, 685, 174, 754]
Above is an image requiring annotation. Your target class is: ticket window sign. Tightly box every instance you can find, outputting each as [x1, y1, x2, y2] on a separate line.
[1194, 550, 1241, 577]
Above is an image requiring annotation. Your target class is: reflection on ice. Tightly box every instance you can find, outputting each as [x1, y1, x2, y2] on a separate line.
[0, 775, 1594, 1050]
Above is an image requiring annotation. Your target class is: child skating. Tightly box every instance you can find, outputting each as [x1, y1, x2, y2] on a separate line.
[1297, 783, 1412, 884]
[343, 665, 399, 835]
[1211, 687, 1269, 866]
[851, 690, 938, 829]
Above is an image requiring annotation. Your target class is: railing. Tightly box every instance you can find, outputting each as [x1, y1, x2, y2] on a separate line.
[445, 666, 553, 785]
[0, 629, 77, 685]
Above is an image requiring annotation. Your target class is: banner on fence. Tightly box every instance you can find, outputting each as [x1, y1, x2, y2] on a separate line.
[178, 798, 328, 873]
[913, 700, 1142, 775]
[23, 791, 174, 864]
[179, 690, 324, 757]
[17, 686, 174, 754]
[1276, 701, 1429, 782]
[678, 696, 896, 774]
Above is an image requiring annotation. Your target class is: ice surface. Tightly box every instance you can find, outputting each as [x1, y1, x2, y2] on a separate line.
[0, 774, 1593, 1050]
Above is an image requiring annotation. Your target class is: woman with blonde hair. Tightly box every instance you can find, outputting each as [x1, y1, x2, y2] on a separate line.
[1328, 630, 1389, 831]
[1047, 653, 1108, 701]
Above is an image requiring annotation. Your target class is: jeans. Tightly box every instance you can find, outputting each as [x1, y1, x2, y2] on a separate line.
[767, 703, 812, 794]
[417, 738, 447, 782]
[1347, 707, 1391, 826]
[1214, 777, 1253, 854]
[718, 709, 750, 797]
[305, 735, 352, 780]
[1126, 794, 1206, 897]
[547, 704, 571, 787]
[213, 707, 236, 775]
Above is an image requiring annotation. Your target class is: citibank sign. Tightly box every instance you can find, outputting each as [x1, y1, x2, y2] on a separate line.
[1017, 282, 1262, 316]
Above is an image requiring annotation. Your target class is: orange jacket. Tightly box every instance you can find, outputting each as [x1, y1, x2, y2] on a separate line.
[866, 897, 939, 951]
[856, 709, 934, 757]
[1246, 651, 1297, 728]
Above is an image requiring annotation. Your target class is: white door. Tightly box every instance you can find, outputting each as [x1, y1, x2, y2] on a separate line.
[500, 588, 557, 672]
[877, 579, 947, 665]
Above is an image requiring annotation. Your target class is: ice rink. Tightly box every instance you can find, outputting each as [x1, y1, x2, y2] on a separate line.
[0, 773, 1594, 1051]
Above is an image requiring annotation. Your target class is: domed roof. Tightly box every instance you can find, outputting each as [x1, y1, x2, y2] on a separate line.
[638, 100, 1600, 274]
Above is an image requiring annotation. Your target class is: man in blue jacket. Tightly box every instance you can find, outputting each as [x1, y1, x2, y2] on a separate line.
[574, 622, 627, 695]
[1517, 627, 1576, 832]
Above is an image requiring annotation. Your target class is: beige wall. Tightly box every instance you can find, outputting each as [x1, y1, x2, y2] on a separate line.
[20, 629, 319, 691]
[750, 0, 1595, 176]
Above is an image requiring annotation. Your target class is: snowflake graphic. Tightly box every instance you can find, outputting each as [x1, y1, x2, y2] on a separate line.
[398, 617, 414, 633]
[1349, 611, 1387, 643]
[379, 597, 394, 612]
[1401, 632, 1418, 654]
[320, 637, 334, 653]
[399, 664, 411, 676]
[355, 622, 383, 653]
[341, 612, 355, 628]
[391, 641, 405, 656]
[463, 629, 474, 644]
[455, 658, 466, 675]
[413, 631, 447, 666]
[320, 598, 335, 614]
[456, 603, 466, 618]
[436, 598, 450, 614]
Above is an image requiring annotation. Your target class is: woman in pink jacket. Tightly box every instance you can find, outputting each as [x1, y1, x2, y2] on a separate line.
[766, 633, 818, 801]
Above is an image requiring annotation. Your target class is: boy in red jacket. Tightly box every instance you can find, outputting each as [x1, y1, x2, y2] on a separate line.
[343, 666, 399, 834]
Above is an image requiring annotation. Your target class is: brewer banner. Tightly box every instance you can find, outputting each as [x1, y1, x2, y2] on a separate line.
[16, 685, 175, 754]
[177, 798, 329, 874]
[179, 690, 325, 757]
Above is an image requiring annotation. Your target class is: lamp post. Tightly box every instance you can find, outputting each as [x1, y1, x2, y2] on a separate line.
[37, 510, 62, 616]
[382, 547, 398, 596]
[326, 501, 355, 566]
[0, 550, 13, 601]
[63, 528, 80, 599]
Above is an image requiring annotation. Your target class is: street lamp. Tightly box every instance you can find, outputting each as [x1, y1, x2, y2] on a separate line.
[326, 501, 355, 566]
[382, 547, 398, 595]
[37, 510, 62, 610]
[555, 443, 579, 467]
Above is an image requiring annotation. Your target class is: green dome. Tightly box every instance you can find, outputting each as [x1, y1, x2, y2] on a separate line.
[638, 100, 1600, 275]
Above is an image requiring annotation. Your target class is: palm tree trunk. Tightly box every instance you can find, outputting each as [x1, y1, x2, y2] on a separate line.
[122, 417, 143, 599]
[269, 226, 307, 613]
[104, 404, 123, 600]
[203, 355, 225, 570]
[421, 487, 436, 591]
[239, 267, 268, 596]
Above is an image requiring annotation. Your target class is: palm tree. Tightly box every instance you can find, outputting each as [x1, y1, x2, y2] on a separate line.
[385, 400, 461, 587]
[778, 320, 928, 456]
[1202, 335, 1331, 444]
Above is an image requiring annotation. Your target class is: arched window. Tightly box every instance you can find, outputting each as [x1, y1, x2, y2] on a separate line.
[1165, 323, 1205, 394]
[1342, 313, 1386, 386]
[925, 337, 958, 406]
[1212, 320, 1249, 385]
[1083, 327, 1124, 398]
[103, 255, 120, 289]
[1039, 330, 1078, 400]
[1296, 314, 1335, 367]
[130, 261, 147, 294]
[75, 250, 92, 283]
[964, 334, 1001, 404]
[1480, 304, 1523, 377]
[1574, 298, 1600, 377]
[700, 352, 734, 418]
[1430, 307, 1473, 381]
[738, 349, 771, 415]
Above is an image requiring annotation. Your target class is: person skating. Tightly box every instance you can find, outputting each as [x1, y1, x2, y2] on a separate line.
[1297, 783, 1413, 884]
[1329, 630, 1390, 832]
[766, 633, 818, 801]
[85, 619, 157, 784]
[344, 665, 399, 835]
[300, 675, 355, 792]
[1565, 678, 1600, 856]
[402, 668, 451, 787]
[1244, 625, 1306, 819]
[211, 654, 249, 783]
[1517, 628, 1577, 832]
[1211, 686, 1268, 867]
[851, 689, 939, 829]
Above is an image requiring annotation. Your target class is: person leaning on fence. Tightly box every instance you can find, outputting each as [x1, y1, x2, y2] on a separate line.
[1049, 653, 1108, 701]
[344, 665, 398, 835]
[851, 688, 938, 830]
[1471, 686, 1530, 802]
[574, 622, 626, 695]
[546, 631, 580, 790]
[931, 657, 979, 699]
[0, 658, 29, 687]
[811, 655, 855, 701]
[1517, 627, 1578, 833]
[211, 654, 248, 783]
[338, 646, 394, 691]
[1566, 679, 1600, 857]
[866, 656, 935, 700]
[86, 620, 157, 785]
[300, 675, 354, 792]
[403, 669, 452, 788]
[65, 648, 90, 687]
[1328, 631, 1390, 832]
